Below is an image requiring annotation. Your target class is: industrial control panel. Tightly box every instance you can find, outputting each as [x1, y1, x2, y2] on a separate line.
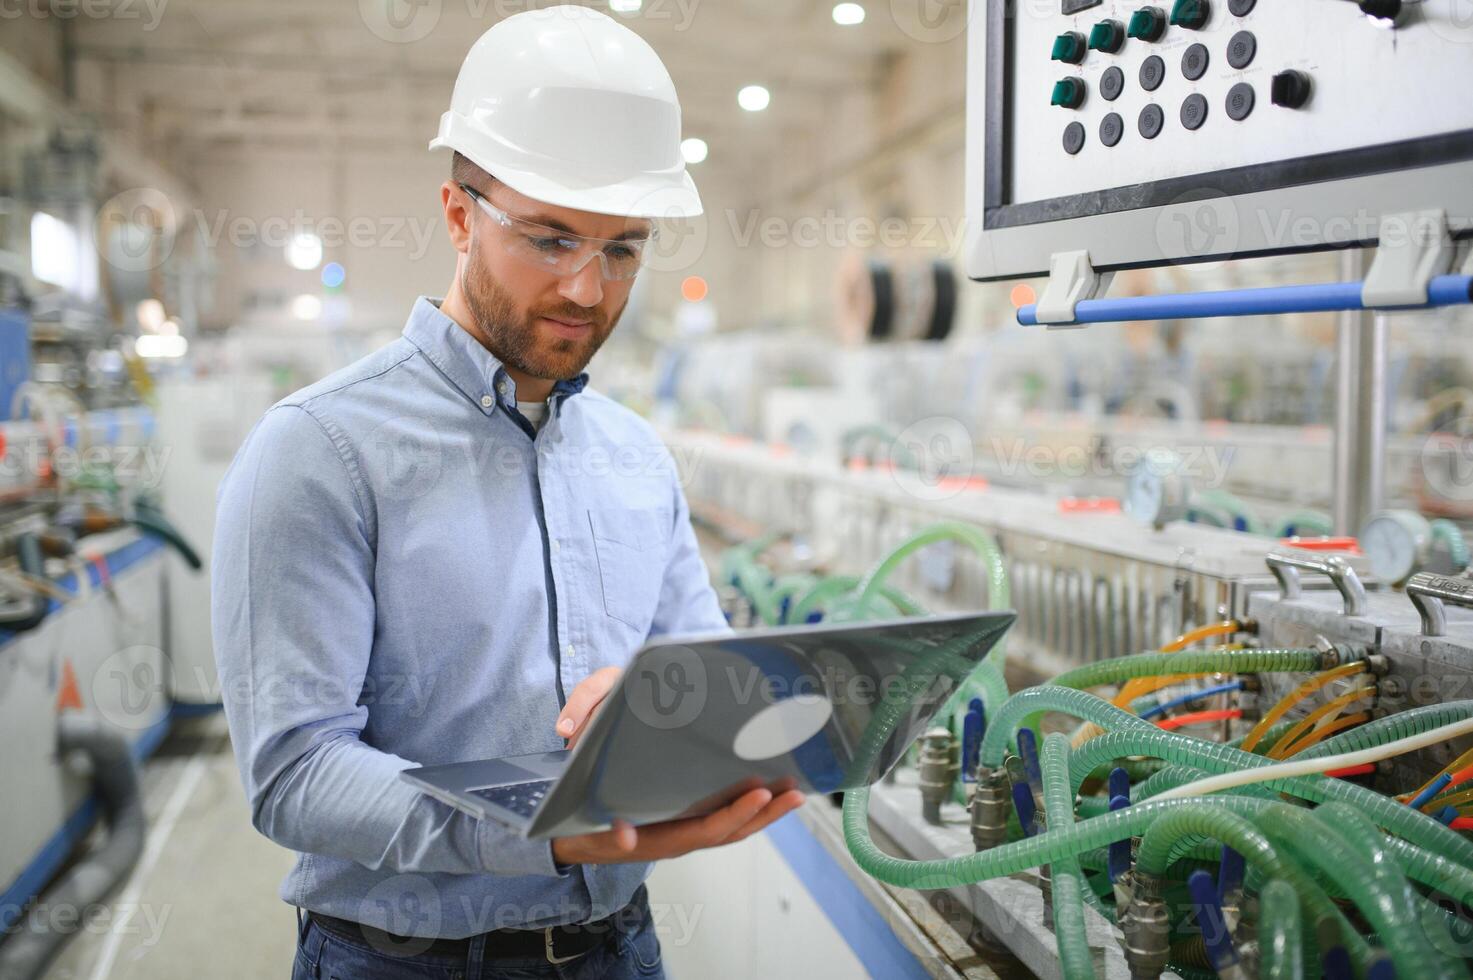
[965, 0, 1473, 279]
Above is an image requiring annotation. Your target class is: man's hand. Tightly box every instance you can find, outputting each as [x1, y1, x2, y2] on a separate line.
[555, 666, 624, 750]
[551, 786, 805, 867]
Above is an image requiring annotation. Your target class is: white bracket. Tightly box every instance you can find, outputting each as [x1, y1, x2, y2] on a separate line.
[1361, 208, 1454, 308]
[1035, 250, 1114, 328]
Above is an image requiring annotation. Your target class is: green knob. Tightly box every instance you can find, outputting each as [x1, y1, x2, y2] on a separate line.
[1169, 0, 1210, 29]
[1088, 19, 1125, 52]
[1051, 77, 1086, 109]
[1051, 31, 1087, 64]
[1127, 6, 1167, 40]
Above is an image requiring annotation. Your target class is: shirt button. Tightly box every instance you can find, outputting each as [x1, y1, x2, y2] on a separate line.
[480, 395, 493, 408]
[565, 643, 575, 657]
[496, 381, 509, 395]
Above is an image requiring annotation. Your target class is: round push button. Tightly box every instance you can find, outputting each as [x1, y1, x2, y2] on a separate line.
[1225, 81, 1255, 120]
[1227, 30, 1256, 69]
[1138, 103, 1165, 139]
[1180, 92, 1208, 130]
[1100, 112, 1125, 146]
[1182, 42, 1209, 80]
[1140, 54, 1166, 91]
[1101, 66, 1126, 101]
[1063, 121, 1087, 154]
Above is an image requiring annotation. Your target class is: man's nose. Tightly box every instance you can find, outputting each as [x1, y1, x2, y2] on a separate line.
[558, 254, 605, 307]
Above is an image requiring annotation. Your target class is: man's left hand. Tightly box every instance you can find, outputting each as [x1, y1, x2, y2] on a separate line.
[555, 666, 622, 750]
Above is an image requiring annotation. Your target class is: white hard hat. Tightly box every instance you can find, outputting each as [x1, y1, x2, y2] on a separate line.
[430, 5, 701, 219]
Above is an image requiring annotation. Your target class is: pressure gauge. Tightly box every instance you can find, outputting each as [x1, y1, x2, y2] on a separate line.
[1360, 509, 1432, 585]
[1125, 449, 1192, 530]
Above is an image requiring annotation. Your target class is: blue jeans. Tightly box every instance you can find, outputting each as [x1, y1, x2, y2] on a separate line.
[291, 887, 665, 980]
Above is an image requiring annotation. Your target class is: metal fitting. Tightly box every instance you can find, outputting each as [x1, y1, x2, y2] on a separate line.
[1116, 871, 1171, 980]
[1315, 639, 1369, 670]
[969, 765, 1011, 851]
[1364, 653, 1391, 677]
[917, 727, 957, 825]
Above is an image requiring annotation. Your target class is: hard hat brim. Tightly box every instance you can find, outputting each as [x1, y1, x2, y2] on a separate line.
[430, 134, 703, 220]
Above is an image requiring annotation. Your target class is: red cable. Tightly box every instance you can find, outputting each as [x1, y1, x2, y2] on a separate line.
[1156, 708, 1242, 731]
[1325, 763, 1376, 779]
[1451, 817, 1473, 831]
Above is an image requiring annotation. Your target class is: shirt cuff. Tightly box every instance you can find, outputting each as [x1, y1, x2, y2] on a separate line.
[475, 819, 569, 878]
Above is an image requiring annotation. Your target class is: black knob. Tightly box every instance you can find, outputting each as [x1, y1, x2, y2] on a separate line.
[1170, 0, 1211, 30]
[1358, 0, 1401, 20]
[1270, 70, 1312, 109]
[1128, 6, 1168, 41]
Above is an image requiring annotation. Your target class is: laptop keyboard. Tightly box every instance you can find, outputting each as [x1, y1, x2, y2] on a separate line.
[469, 779, 553, 819]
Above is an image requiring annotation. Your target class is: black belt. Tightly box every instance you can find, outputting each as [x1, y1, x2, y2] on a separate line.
[308, 902, 630, 965]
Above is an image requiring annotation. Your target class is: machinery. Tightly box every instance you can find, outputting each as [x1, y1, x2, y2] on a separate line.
[673, 432, 1473, 978]
[964, 0, 1473, 283]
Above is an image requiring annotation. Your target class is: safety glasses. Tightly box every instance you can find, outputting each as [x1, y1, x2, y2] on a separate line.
[459, 183, 657, 282]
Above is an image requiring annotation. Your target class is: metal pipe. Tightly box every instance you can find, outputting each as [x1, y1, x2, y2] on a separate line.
[1332, 248, 1390, 535]
[0, 715, 147, 979]
[1016, 273, 1473, 326]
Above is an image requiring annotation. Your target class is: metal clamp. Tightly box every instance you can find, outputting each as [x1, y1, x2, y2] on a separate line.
[1266, 552, 1366, 616]
[1407, 572, 1473, 637]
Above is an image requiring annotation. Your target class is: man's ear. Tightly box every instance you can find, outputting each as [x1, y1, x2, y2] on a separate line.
[441, 181, 472, 254]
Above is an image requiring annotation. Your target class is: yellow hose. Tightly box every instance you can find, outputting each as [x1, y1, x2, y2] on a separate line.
[1269, 687, 1378, 760]
[1400, 743, 1473, 803]
[1240, 662, 1367, 753]
[1284, 711, 1372, 757]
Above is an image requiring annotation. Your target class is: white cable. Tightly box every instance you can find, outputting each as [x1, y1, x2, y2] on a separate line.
[1154, 715, 1473, 801]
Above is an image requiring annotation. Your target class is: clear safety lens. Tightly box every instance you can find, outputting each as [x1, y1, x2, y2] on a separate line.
[462, 184, 654, 282]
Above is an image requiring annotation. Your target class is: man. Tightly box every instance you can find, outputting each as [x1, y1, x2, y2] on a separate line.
[211, 8, 803, 978]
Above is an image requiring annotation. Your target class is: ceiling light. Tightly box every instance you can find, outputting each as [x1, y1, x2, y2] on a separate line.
[738, 85, 771, 112]
[832, 3, 865, 25]
[681, 138, 709, 164]
[285, 232, 323, 271]
[609, 0, 642, 10]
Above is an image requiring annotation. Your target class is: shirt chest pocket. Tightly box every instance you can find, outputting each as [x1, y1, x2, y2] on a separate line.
[587, 505, 671, 633]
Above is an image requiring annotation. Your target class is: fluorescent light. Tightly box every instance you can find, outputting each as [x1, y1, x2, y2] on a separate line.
[31, 211, 79, 290]
[832, 2, 865, 25]
[681, 138, 709, 164]
[738, 85, 770, 112]
[285, 232, 323, 271]
[135, 335, 188, 358]
[291, 294, 323, 320]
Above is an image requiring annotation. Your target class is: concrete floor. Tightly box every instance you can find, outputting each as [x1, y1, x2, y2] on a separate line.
[43, 713, 298, 980]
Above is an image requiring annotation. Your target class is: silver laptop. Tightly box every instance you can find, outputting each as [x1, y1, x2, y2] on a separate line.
[400, 611, 1015, 839]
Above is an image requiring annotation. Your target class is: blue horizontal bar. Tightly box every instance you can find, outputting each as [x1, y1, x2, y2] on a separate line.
[1018, 274, 1473, 326]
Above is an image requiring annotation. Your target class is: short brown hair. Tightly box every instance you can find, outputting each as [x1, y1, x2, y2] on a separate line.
[451, 151, 494, 190]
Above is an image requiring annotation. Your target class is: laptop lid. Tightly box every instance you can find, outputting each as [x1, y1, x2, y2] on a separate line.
[525, 610, 1014, 838]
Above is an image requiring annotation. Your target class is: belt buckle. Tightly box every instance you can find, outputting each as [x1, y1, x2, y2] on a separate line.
[544, 926, 581, 965]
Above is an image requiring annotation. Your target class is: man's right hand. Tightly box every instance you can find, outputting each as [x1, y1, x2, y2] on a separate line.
[551, 786, 804, 866]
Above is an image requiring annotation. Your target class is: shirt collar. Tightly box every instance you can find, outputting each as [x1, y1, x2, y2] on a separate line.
[402, 297, 589, 415]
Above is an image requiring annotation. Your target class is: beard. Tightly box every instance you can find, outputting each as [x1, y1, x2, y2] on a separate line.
[461, 240, 621, 382]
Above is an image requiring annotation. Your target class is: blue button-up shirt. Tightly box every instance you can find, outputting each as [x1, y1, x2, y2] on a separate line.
[211, 297, 727, 937]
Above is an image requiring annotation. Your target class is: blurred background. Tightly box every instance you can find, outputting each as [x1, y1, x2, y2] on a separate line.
[1, 2, 1471, 979]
